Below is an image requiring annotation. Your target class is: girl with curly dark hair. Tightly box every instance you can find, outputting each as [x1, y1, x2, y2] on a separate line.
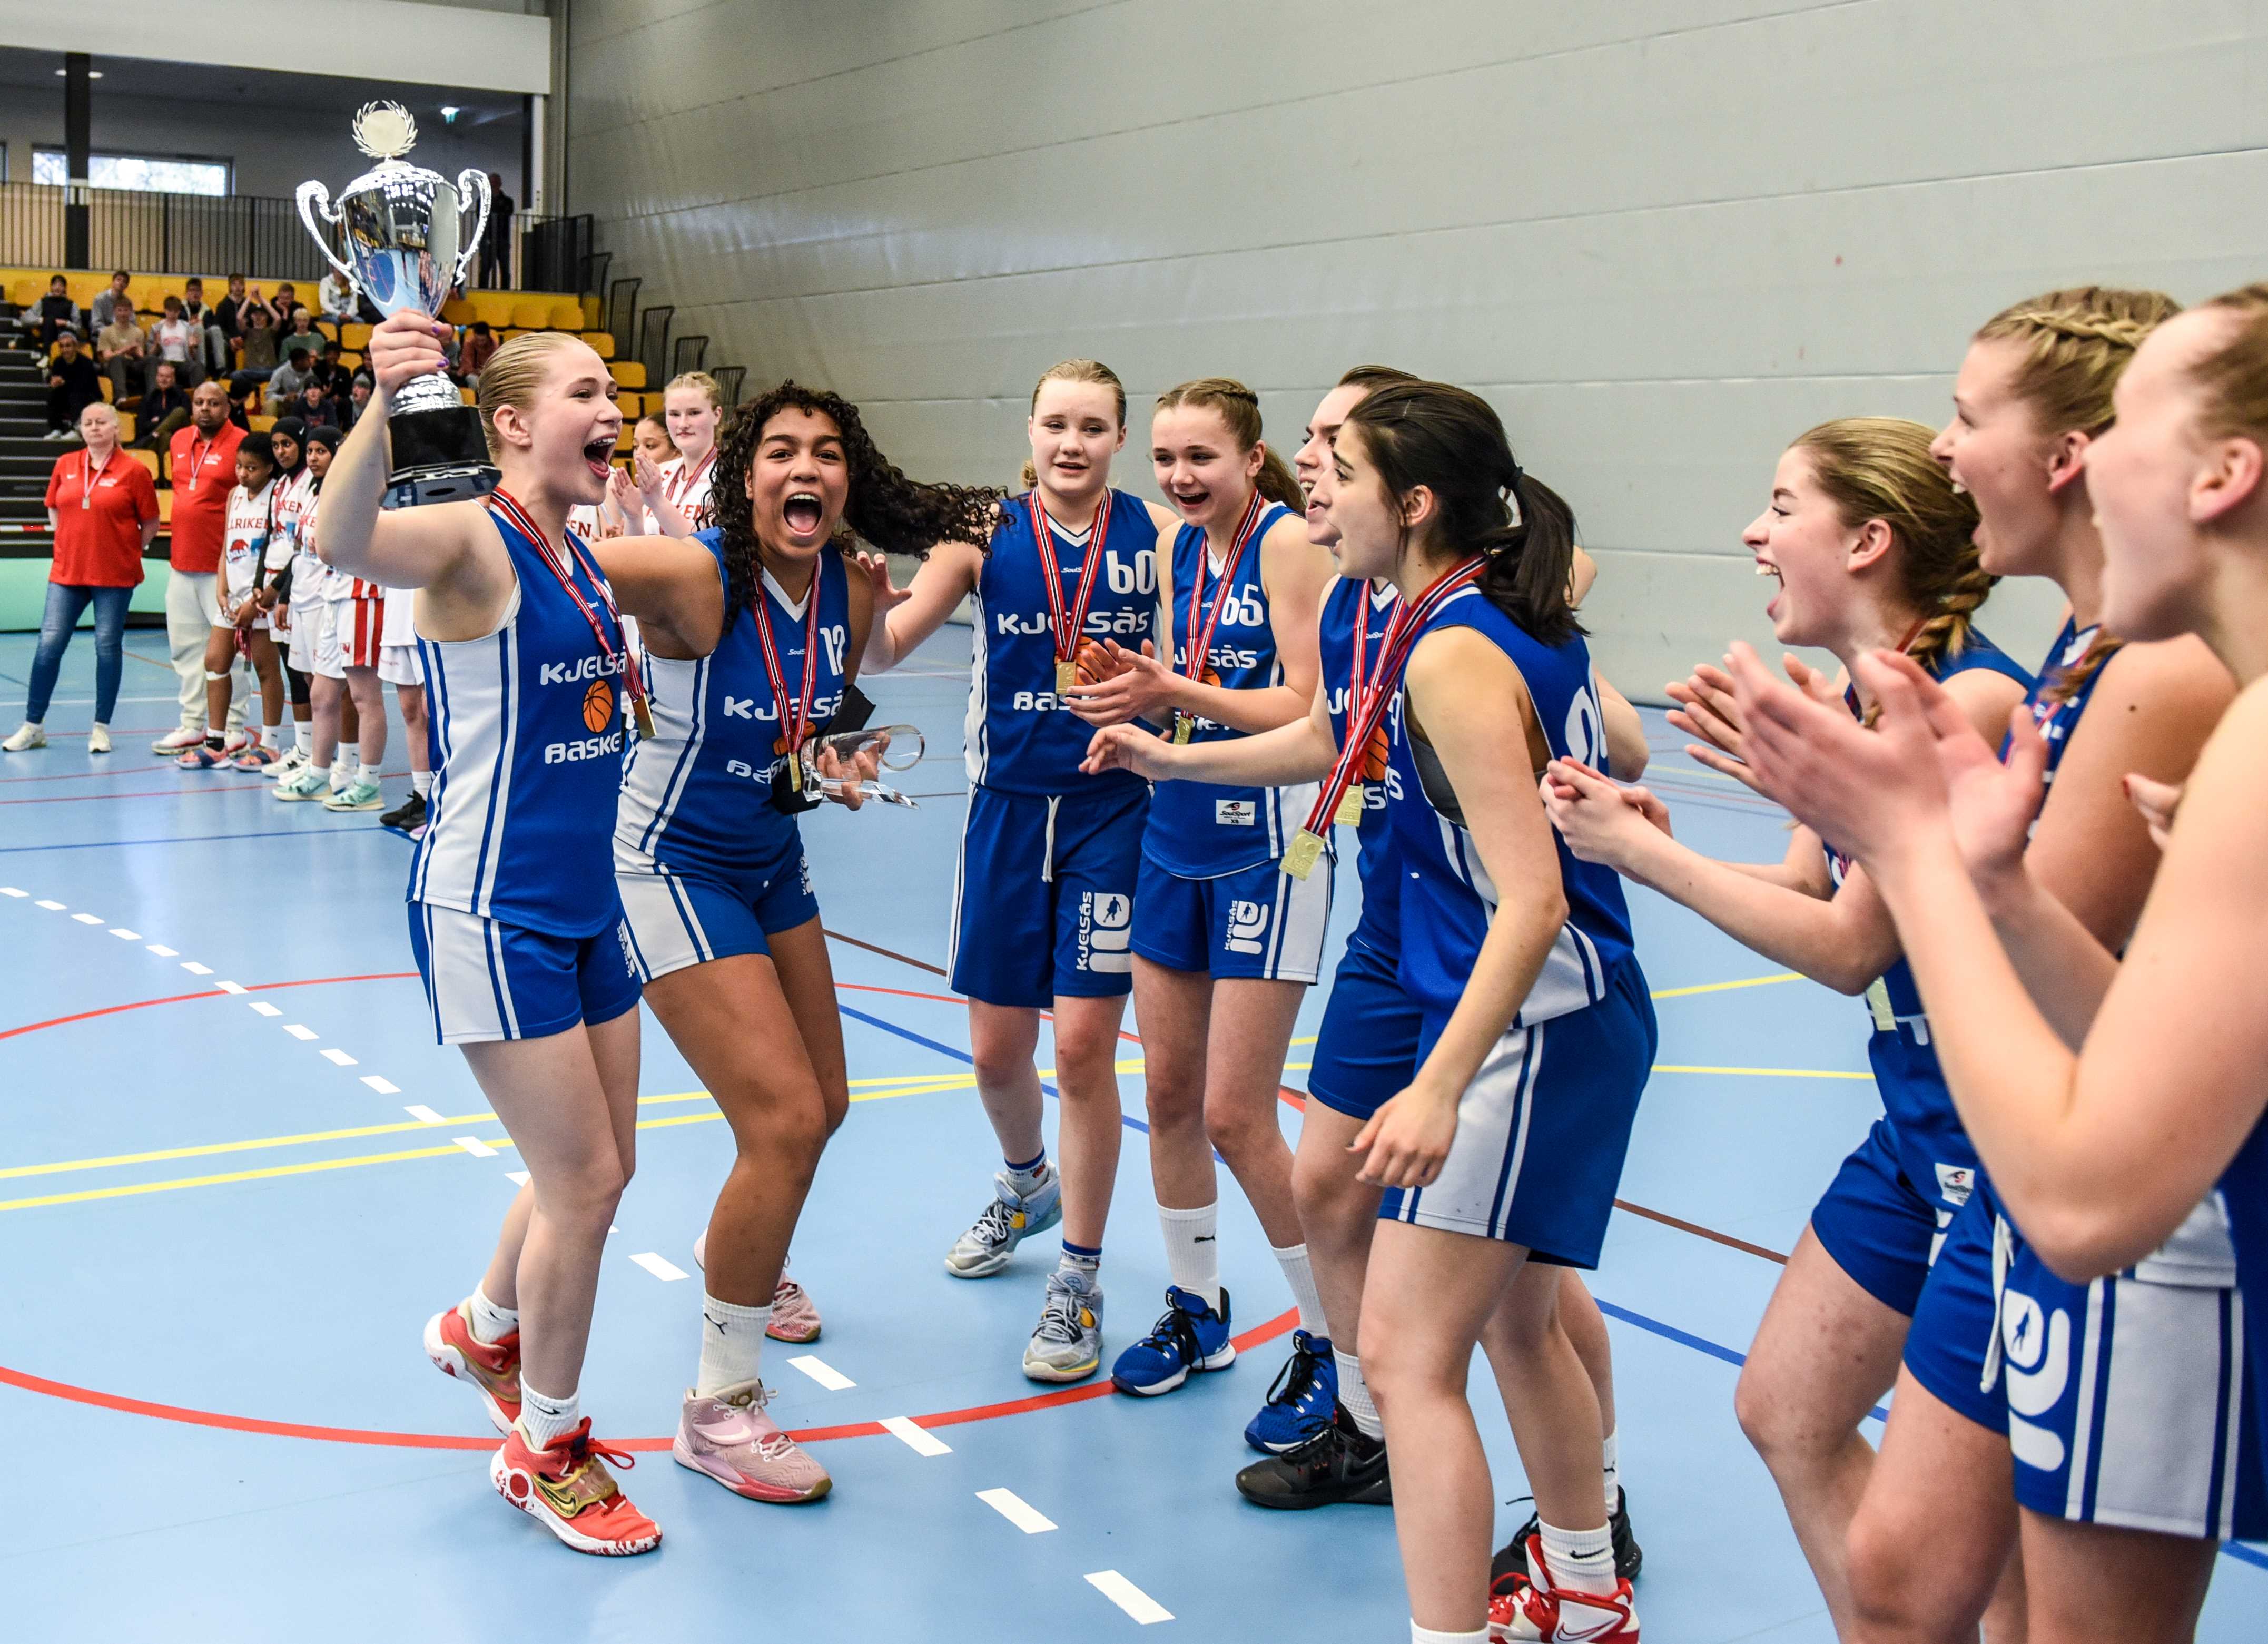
[591, 380, 998, 1507]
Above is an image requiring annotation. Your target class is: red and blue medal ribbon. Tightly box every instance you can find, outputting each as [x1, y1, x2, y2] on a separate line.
[1171, 487, 1268, 743]
[488, 487, 652, 737]
[746, 565, 822, 791]
[1026, 488, 1111, 700]
[1282, 558, 1484, 879]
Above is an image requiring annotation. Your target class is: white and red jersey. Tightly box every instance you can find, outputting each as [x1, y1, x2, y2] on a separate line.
[655, 447, 718, 531]
[270, 467, 323, 596]
[221, 480, 285, 610]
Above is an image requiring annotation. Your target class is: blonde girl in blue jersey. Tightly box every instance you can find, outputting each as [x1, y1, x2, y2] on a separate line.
[322, 313, 659, 1556]
[860, 358, 1180, 1384]
[1064, 378, 1342, 1439]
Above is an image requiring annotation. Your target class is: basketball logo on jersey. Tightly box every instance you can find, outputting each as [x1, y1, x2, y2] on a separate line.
[2000, 1286, 2073, 1474]
[581, 678, 615, 734]
[1225, 899, 1269, 956]
[1078, 891, 1133, 974]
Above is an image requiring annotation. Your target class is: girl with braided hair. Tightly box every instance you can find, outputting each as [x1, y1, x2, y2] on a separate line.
[596, 380, 999, 1505]
[1545, 416, 2031, 1637]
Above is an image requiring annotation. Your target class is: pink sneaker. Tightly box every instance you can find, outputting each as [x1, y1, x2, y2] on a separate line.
[672, 1382, 832, 1503]
[768, 1274, 823, 1343]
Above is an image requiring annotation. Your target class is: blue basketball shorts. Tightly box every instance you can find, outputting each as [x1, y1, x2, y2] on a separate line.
[409, 901, 642, 1045]
[1379, 957, 1655, 1269]
[1306, 928, 1422, 1121]
[1905, 1187, 2266, 1538]
[1811, 1118, 1961, 1318]
[1129, 852, 1333, 985]
[614, 835, 820, 986]
[949, 783, 1148, 1009]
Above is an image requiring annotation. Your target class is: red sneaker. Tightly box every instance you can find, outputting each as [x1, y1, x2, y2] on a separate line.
[491, 1420, 662, 1557]
[1488, 1534, 1639, 1641]
[423, 1302, 521, 1432]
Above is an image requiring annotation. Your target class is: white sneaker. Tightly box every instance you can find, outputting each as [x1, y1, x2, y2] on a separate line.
[221, 729, 250, 755]
[1, 722, 46, 752]
[152, 725, 206, 754]
[267, 746, 309, 779]
[86, 723, 111, 754]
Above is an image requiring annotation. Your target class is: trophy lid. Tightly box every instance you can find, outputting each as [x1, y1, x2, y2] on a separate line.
[338, 101, 450, 200]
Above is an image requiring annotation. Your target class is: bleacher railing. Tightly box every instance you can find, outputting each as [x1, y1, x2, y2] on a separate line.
[0, 181, 594, 293]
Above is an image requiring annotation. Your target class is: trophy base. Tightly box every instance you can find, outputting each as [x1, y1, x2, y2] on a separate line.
[382, 393, 499, 511]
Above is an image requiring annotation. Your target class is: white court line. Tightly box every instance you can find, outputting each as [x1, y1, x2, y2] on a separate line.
[320, 1048, 357, 1066]
[452, 1136, 498, 1159]
[880, 1416, 951, 1457]
[181, 961, 211, 975]
[405, 1105, 446, 1125]
[35, 900, 65, 911]
[1084, 1572, 1172, 1625]
[107, 928, 140, 940]
[977, 1488, 1057, 1534]
[214, 980, 246, 995]
[145, 943, 176, 957]
[786, 1355, 856, 1391]
[360, 1075, 400, 1095]
[248, 1001, 282, 1018]
[0, 887, 24, 897]
[70, 913, 103, 924]
[505, 1170, 529, 1187]
[282, 1024, 318, 1041]
[628, 1252, 688, 1282]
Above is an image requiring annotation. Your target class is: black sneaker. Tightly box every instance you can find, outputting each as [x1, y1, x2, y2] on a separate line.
[1490, 1488, 1642, 1584]
[380, 791, 427, 832]
[1234, 1406, 1391, 1509]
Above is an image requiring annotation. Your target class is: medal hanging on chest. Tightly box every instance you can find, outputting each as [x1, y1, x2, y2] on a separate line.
[1026, 489, 1110, 708]
[1171, 490, 1266, 745]
[1281, 562, 1481, 881]
[749, 566, 825, 815]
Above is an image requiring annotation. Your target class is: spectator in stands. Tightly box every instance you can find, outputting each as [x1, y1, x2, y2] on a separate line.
[458, 319, 498, 386]
[148, 296, 204, 390]
[480, 172, 514, 287]
[279, 306, 324, 357]
[44, 331, 102, 439]
[317, 268, 355, 323]
[271, 283, 301, 327]
[223, 377, 254, 431]
[229, 311, 280, 396]
[180, 278, 227, 374]
[311, 338, 350, 398]
[340, 373, 373, 431]
[267, 346, 313, 407]
[213, 273, 252, 343]
[295, 378, 340, 431]
[138, 361, 193, 450]
[2, 401, 159, 755]
[155, 382, 248, 755]
[88, 270, 134, 333]
[25, 274, 82, 348]
[96, 303, 147, 406]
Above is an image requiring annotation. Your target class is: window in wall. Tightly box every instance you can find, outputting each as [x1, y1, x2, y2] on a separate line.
[31, 149, 232, 196]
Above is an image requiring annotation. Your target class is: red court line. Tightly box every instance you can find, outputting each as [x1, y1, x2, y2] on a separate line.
[0, 972, 416, 1040]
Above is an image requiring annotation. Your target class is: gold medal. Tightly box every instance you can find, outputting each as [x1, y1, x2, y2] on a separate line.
[787, 755, 804, 794]
[1334, 784, 1365, 828]
[1171, 713, 1192, 746]
[1056, 658, 1077, 698]
[1865, 977, 1895, 1033]
[631, 697, 655, 741]
[1281, 829, 1327, 882]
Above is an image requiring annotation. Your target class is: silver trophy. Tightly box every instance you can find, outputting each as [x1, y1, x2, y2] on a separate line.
[297, 102, 495, 507]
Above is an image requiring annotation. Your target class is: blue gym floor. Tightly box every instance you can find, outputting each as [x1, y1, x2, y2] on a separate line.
[0, 622, 2260, 1643]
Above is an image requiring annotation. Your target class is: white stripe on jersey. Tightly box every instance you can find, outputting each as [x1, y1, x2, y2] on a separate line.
[1437, 811, 1600, 1022]
[412, 586, 524, 918]
[619, 654, 711, 857]
[965, 584, 992, 787]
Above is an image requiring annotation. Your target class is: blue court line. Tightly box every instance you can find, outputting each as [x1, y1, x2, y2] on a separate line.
[834, 999, 1154, 1135]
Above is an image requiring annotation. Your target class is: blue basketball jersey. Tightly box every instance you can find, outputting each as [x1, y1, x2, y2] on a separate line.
[2021, 618, 2107, 791]
[617, 532, 850, 880]
[1388, 583, 1633, 1028]
[1318, 575, 1403, 957]
[1822, 629, 2035, 1203]
[2224, 1118, 2268, 1484]
[1143, 502, 1316, 877]
[965, 489, 1160, 796]
[411, 505, 630, 939]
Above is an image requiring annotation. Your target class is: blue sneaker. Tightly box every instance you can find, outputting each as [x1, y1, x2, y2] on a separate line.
[1244, 1330, 1338, 1452]
[1111, 1286, 1236, 1395]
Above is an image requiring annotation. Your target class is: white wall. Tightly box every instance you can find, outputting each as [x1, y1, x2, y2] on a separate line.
[564, 0, 2268, 694]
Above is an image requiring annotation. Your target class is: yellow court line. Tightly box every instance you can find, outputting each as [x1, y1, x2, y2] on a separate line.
[1650, 972, 1802, 999]
[1653, 1064, 1872, 1080]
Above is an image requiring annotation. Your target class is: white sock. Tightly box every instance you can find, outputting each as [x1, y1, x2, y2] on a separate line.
[465, 1285, 517, 1346]
[412, 768, 432, 797]
[260, 723, 279, 750]
[1602, 1426, 1621, 1517]
[1335, 1348, 1383, 1439]
[359, 757, 380, 786]
[1003, 1151, 1050, 1199]
[1410, 1624, 1487, 1644]
[331, 762, 350, 792]
[1158, 1202, 1220, 1310]
[694, 1292, 772, 1398]
[293, 721, 312, 755]
[306, 762, 331, 787]
[1271, 1241, 1328, 1338]
[1537, 1518, 1619, 1599]
[518, 1382, 580, 1449]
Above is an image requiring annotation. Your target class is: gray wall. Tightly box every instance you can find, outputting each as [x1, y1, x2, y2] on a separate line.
[564, 0, 2268, 695]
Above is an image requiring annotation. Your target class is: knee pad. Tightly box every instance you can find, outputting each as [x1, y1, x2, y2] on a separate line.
[284, 665, 312, 707]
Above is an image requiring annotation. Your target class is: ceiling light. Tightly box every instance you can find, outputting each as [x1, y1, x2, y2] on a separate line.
[439, 105, 462, 124]
[53, 68, 104, 77]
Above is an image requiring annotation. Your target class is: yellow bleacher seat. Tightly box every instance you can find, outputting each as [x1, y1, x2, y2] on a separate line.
[608, 361, 647, 390]
[579, 331, 615, 360]
[117, 412, 136, 441]
[459, 387, 476, 405]
[98, 378, 114, 403]
[8, 277, 40, 307]
[470, 292, 518, 329]
[250, 415, 275, 432]
[581, 294, 604, 329]
[547, 300, 585, 330]
[127, 450, 159, 480]
[158, 491, 173, 524]
[439, 297, 476, 326]
[341, 324, 371, 351]
[510, 298, 554, 330]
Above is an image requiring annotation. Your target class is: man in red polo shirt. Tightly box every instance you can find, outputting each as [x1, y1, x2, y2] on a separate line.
[156, 380, 248, 754]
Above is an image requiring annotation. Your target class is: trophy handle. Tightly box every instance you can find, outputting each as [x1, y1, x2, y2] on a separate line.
[452, 169, 493, 297]
[294, 181, 361, 289]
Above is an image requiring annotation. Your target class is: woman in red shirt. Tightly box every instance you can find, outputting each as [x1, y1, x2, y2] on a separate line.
[4, 402, 159, 756]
